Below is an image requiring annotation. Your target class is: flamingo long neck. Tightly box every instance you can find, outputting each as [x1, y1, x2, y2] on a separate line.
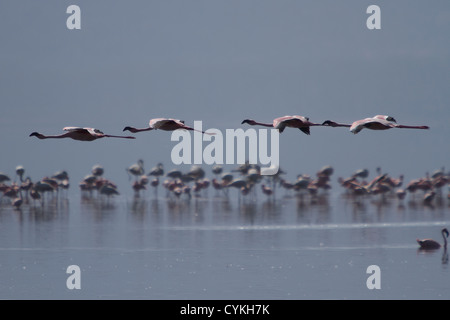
[254, 121, 274, 128]
[334, 123, 351, 127]
[443, 230, 448, 248]
[323, 121, 351, 128]
[174, 126, 215, 135]
[191, 128, 215, 135]
[40, 134, 71, 139]
[135, 127, 154, 132]
[104, 135, 136, 139]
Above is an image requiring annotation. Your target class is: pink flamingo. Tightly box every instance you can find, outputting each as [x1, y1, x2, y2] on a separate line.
[123, 118, 214, 135]
[241, 115, 323, 135]
[322, 115, 429, 134]
[30, 127, 135, 141]
[417, 228, 449, 250]
[322, 115, 396, 128]
[350, 116, 429, 134]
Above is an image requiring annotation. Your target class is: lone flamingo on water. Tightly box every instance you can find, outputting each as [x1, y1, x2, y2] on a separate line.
[322, 115, 429, 134]
[417, 228, 449, 250]
[30, 127, 135, 141]
[241, 115, 323, 135]
[123, 118, 214, 135]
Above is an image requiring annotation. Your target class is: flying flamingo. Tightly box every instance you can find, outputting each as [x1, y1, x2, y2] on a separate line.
[322, 115, 396, 127]
[322, 115, 429, 134]
[241, 115, 323, 135]
[350, 116, 429, 134]
[123, 118, 214, 135]
[29, 127, 136, 141]
[417, 228, 449, 250]
[322, 115, 395, 128]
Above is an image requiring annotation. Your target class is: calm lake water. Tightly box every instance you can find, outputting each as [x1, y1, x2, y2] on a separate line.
[0, 189, 449, 300]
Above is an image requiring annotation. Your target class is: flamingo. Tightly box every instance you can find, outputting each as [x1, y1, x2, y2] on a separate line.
[0, 173, 11, 184]
[30, 127, 136, 141]
[12, 195, 23, 210]
[417, 228, 449, 250]
[261, 184, 273, 196]
[15, 166, 25, 183]
[350, 117, 429, 134]
[148, 163, 164, 178]
[127, 159, 145, 179]
[99, 184, 120, 197]
[241, 115, 323, 135]
[123, 118, 214, 135]
[52, 170, 69, 181]
[352, 168, 369, 179]
[166, 169, 183, 180]
[322, 115, 396, 128]
[349, 116, 429, 134]
[322, 115, 429, 134]
[91, 165, 104, 177]
[132, 179, 147, 194]
[30, 187, 42, 205]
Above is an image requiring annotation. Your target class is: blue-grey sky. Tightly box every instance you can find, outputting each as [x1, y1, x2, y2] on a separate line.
[1, 0, 449, 194]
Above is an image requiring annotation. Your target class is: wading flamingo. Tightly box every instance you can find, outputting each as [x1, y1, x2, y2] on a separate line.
[417, 228, 449, 250]
[30, 127, 135, 141]
[123, 118, 214, 135]
[241, 115, 323, 135]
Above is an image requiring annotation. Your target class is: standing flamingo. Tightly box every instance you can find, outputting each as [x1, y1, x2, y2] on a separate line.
[15, 166, 25, 183]
[127, 159, 145, 180]
[123, 118, 214, 135]
[241, 115, 323, 135]
[30, 127, 135, 141]
[417, 228, 449, 250]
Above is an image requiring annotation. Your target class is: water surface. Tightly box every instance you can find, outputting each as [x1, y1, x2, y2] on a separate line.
[0, 191, 449, 300]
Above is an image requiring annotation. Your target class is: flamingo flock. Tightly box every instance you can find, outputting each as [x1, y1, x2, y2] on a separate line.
[241, 114, 429, 135]
[337, 167, 449, 206]
[79, 164, 120, 200]
[0, 166, 70, 209]
[1, 163, 448, 209]
[29, 115, 430, 142]
[0, 164, 125, 210]
[109, 160, 449, 211]
[1, 163, 449, 251]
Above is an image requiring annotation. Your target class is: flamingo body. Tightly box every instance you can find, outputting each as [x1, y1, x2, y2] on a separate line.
[123, 118, 213, 135]
[150, 118, 187, 131]
[417, 228, 449, 250]
[417, 239, 441, 250]
[242, 115, 321, 135]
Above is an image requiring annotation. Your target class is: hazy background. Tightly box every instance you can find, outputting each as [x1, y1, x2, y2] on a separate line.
[1, 0, 449, 195]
